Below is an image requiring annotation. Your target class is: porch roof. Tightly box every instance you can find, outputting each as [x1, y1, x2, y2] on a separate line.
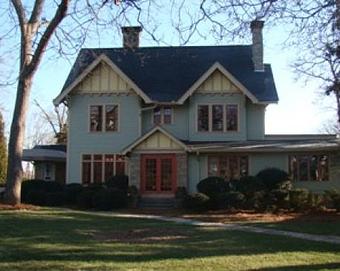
[23, 145, 66, 162]
[184, 135, 340, 153]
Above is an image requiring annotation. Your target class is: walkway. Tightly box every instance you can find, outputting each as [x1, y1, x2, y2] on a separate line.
[67, 209, 340, 245]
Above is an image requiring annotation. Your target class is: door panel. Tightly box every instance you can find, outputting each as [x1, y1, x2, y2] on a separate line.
[141, 155, 176, 194]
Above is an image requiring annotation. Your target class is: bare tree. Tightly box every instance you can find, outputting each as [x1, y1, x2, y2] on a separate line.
[2, 0, 160, 205]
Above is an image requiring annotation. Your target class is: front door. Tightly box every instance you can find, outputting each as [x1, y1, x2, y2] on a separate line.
[141, 154, 177, 194]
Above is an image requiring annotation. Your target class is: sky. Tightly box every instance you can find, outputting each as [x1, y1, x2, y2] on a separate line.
[0, 3, 337, 143]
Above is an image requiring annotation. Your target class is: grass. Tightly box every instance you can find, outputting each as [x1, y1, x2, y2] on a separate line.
[0, 208, 339, 271]
[252, 218, 340, 237]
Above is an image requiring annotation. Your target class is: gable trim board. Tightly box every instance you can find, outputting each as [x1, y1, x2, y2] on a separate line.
[53, 54, 152, 105]
[177, 62, 258, 104]
[121, 126, 188, 155]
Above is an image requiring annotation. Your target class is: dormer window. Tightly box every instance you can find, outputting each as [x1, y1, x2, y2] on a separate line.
[197, 104, 238, 132]
[153, 106, 173, 125]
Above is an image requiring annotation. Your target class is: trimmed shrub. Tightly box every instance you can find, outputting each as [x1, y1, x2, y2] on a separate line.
[127, 185, 139, 208]
[175, 187, 187, 209]
[64, 183, 83, 205]
[225, 191, 245, 209]
[22, 179, 64, 203]
[45, 192, 65, 206]
[26, 190, 46, 205]
[289, 188, 309, 211]
[244, 191, 266, 211]
[105, 175, 129, 193]
[76, 189, 95, 209]
[324, 190, 340, 211]
[197, 176, 230, 209]
[256, 168, 291, 191]
[92, 188, 128, 210]
[184, 193, 210, 211]
[307, 192, 326, 211]
[236, 176, 265, 196]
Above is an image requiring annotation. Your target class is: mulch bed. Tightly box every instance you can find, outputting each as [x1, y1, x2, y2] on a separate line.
[0, 203, 39, 211]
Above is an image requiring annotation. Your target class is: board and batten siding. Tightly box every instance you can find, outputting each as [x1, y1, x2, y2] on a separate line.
[74, 62, 133, 94]
[196, 70, 240, 93]
[135, 131, 183, 151]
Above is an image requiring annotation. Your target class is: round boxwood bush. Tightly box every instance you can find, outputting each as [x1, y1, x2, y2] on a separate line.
[225, 191, 245, 209]
[236, 176, 265, 196]
[256, 168, 291, 191]
[197, 176, 229, 197]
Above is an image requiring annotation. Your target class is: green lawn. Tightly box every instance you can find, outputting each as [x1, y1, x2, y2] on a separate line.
[0, 209, 339, 271]
[250, 216, 340, 237]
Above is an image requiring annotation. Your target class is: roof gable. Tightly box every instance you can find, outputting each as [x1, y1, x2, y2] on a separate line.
[53, 54, 152, 105]
[121, 126, 187, 154]
[178, 62, 258, 104]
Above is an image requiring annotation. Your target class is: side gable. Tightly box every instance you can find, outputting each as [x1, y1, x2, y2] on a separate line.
[121, 126, 187, 154]
[53, 54, 152, 105]
[177, 62, 258, 104]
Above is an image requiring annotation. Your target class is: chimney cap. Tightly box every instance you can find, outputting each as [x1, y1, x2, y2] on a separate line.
[121, 26, 142, 32]
[250, 20, 264, 30]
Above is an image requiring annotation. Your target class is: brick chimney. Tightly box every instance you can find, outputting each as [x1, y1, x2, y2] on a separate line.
[121, 26, 142, 49]
[250, 20, 264, 72]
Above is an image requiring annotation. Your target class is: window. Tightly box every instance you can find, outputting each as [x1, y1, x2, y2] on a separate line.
[226, 104, 238, 131]
[208, 155, 248, 180]
[153, 106, 173, 125]
[198, 105, 209, 131]
[289, 154, 329, 181]
[89, 104, 118, 132]
[197, 104, 238, 132]
[81, 154, 127, 184]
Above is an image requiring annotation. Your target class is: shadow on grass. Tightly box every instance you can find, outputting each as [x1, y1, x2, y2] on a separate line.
[0, 210, 339, 267]
[250, 262, 340, 271]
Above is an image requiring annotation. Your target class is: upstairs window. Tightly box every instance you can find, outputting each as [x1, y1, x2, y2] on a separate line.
[153, 106, 173, 125]
[197, 104, 238, 132]
[289, 154, 329, 181]
[90, 104, 118, 132]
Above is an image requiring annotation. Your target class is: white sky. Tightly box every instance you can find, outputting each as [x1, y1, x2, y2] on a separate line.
[0, 14, 336, 140]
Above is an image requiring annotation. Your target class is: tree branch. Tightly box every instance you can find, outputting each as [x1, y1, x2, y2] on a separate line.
[29, 0, 45, 24]
[28, 0, 69, 75]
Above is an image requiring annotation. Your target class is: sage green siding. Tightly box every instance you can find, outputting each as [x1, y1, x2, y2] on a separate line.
[67, 94, 141, 183]
[246, 101, 265, 140]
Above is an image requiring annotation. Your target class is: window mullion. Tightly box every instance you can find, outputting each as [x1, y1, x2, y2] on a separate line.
[113, 154, 116, 176]
[209, 105, 212, 132]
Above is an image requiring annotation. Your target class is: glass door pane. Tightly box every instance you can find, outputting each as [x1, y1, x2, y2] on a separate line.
[145, 158, 157, 191]
[160, 158, 172, 191]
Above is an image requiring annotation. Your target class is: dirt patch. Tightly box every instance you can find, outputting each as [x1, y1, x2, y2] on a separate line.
[92, 227, 189, 244]
[0, 203, 39, 211]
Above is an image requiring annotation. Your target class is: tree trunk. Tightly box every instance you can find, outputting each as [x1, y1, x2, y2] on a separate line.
[4, 73, 32, 205]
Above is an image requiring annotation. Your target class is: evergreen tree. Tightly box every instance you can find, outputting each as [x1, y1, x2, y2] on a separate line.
[0, 111, 7, 186]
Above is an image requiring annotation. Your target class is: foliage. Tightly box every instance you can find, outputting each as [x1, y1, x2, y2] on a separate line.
[92, 188, 127, 210]
[324, 189, 340, 211]
[105, 175, 129, 193]
[21, 179, 63, 203]
[235, 176, 265, 196]
[289, 188, 310, 211]
[256, 168, 291, 191]
[64, 183, 83, 205]
[45, 192, 65, 207]
[0, 111, 6, 186]
[225, 191, 246, 209]
[25, 190, 46, 206]
[76, 189, 95, 209]
[127, 185, 139, 208]
[184, 193, 210, 211]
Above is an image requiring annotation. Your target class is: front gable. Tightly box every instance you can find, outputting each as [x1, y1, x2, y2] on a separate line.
[196, 69, 240, 93]
[74, 61, 133, 94]
[178, 62, 258, 104]
[121, 127, 187, 154]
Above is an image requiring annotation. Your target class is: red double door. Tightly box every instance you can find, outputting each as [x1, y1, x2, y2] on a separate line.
[141, 154, 177, 194]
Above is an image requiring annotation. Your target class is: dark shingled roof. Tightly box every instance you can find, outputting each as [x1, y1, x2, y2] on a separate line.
[61, 46, 278, 103]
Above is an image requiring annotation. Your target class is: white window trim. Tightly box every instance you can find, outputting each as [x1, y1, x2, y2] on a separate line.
[88, 103, 120, 133]
[80, 154, 127, 184]
[196, 103, 240, 133]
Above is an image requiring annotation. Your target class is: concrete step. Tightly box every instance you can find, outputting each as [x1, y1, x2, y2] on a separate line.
[139, 197, 175, 209]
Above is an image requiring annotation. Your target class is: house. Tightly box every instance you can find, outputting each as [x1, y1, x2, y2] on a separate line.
[22, 145, 66, 184]
[53, 22, 340, 198]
